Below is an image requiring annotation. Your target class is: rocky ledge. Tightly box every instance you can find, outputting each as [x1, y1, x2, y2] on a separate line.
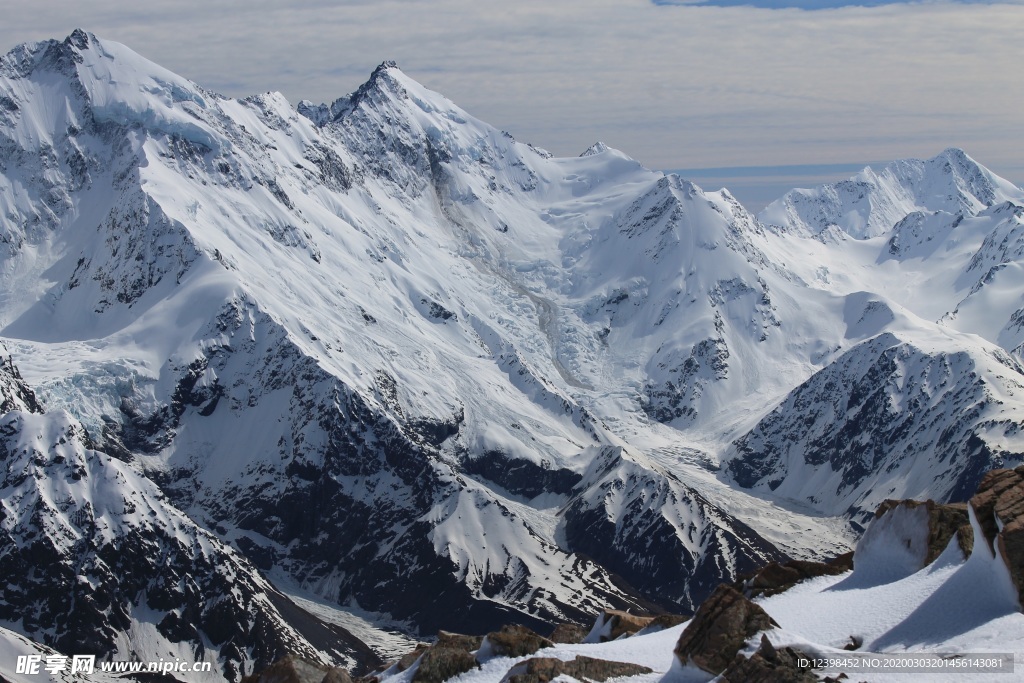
[970, 466, 1024, 606]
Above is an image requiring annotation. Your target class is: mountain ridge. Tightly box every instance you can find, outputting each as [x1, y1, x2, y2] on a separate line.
[1, 29, 1023, 679]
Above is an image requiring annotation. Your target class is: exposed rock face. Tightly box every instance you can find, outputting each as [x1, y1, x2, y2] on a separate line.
[727, 332, 1024, 523]
[739, 553, 854, 599]
[395, 645, 431, 672]
[872, 499, 973, 563]
[563, 447, 786, 615]
[589, 609, 654, 642]
[410, 648, 478, 683]
[853, 497, 976, 583]
[674, 584, 777, 676]
[645, 613, 689, 632]
[240, 655, 353, 683]
[480, 625, 553, 659]
[0, 346, 42, 415]
[434, 631, 483, 652]
[548, 623, 588, 644]
[970, 466, 1024, 605]
[720, 635, 818, 683]
[501, 656, 652, 683]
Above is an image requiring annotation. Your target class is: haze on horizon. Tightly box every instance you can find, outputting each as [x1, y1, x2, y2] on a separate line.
[3, 0, 1022, 208]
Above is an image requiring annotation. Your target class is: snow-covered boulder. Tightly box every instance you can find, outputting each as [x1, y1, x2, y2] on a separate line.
[476, 625, 552, 661]
[673, 584, 777, 675]
[852, 499, 973, 586]
[583, 610, 654, 643]
[719, 634, 817, 683]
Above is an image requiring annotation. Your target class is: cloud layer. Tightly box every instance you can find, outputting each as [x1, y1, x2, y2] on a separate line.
[1, 1, 1021, 191]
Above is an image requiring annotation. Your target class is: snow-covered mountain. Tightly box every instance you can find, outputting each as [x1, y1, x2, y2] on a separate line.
[2, 29, 1024, 677]
[0, 345, 378, 680]
[759, 147, 1022, 239]
[730, 152, 1024, 523]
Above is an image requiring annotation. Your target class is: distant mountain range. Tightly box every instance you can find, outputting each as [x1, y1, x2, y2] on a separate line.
[1, 29, 1022, 680]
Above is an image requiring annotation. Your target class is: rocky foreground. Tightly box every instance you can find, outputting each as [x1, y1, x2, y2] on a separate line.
[243, 466, 1024, 683]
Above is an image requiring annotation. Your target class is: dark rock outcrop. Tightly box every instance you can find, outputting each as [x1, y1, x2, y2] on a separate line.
[739, 553, 853, 599]
[0, 347, 43, 415]
[410, 648, 479, 683]
[240, 655, 353, 683]
[481, 625, 553, 659]
[435, 631, 483, 652]
[395, 645, 431, 672]
[720, 635, 818, 683]
[872, 499, 972, 563]
[590, 609, 654, 641]
[970, 466, 1024, 605]
[548, 623, 588, 644]
[462, 449, 581, 498]
[674, 584, 778, 676]
[501, 656, 652, 683]
[645, 613, 689, 632]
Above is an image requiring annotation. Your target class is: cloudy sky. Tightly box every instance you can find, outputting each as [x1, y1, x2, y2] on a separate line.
[3, 0, 1022, 208]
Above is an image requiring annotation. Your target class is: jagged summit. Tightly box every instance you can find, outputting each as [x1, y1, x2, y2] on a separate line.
[297, 58, 445, 129]
[759, 147, 1023, 239]
[581, 141, 610, 157]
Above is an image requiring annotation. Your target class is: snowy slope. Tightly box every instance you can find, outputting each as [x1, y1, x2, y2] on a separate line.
[728, 328, 1024, 523]
[754, 153, 1024, 353]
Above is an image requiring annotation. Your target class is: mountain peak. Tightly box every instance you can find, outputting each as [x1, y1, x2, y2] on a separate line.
[311, 59, 414, 125]
[581, 141, 610, 157]
[936, 146, 972, 164]
[373, 59, 400, 73]
[760, 148, 1023, 238]
[63, 28, 92, 50]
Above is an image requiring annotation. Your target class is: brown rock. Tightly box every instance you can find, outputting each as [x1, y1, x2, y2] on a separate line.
[720, 635, 817, 683]
[645, 613, 689, 632]
[396, 645, 431, 672]
[435, 631, 483, 652]
[971, 466, 1024, 605]
[483, 624, 553, 658]
[873, 499, 972, 563]
[674, 584, 778, 675]
[502, 656, 652, 683]
[241, 655, 353, 683]
[548, 623, 588, 644]
[740, 552, 853, 599]
[597, 609, 655, 641]
[411, 647, 479, 683]
[322, 670, 354, 683]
